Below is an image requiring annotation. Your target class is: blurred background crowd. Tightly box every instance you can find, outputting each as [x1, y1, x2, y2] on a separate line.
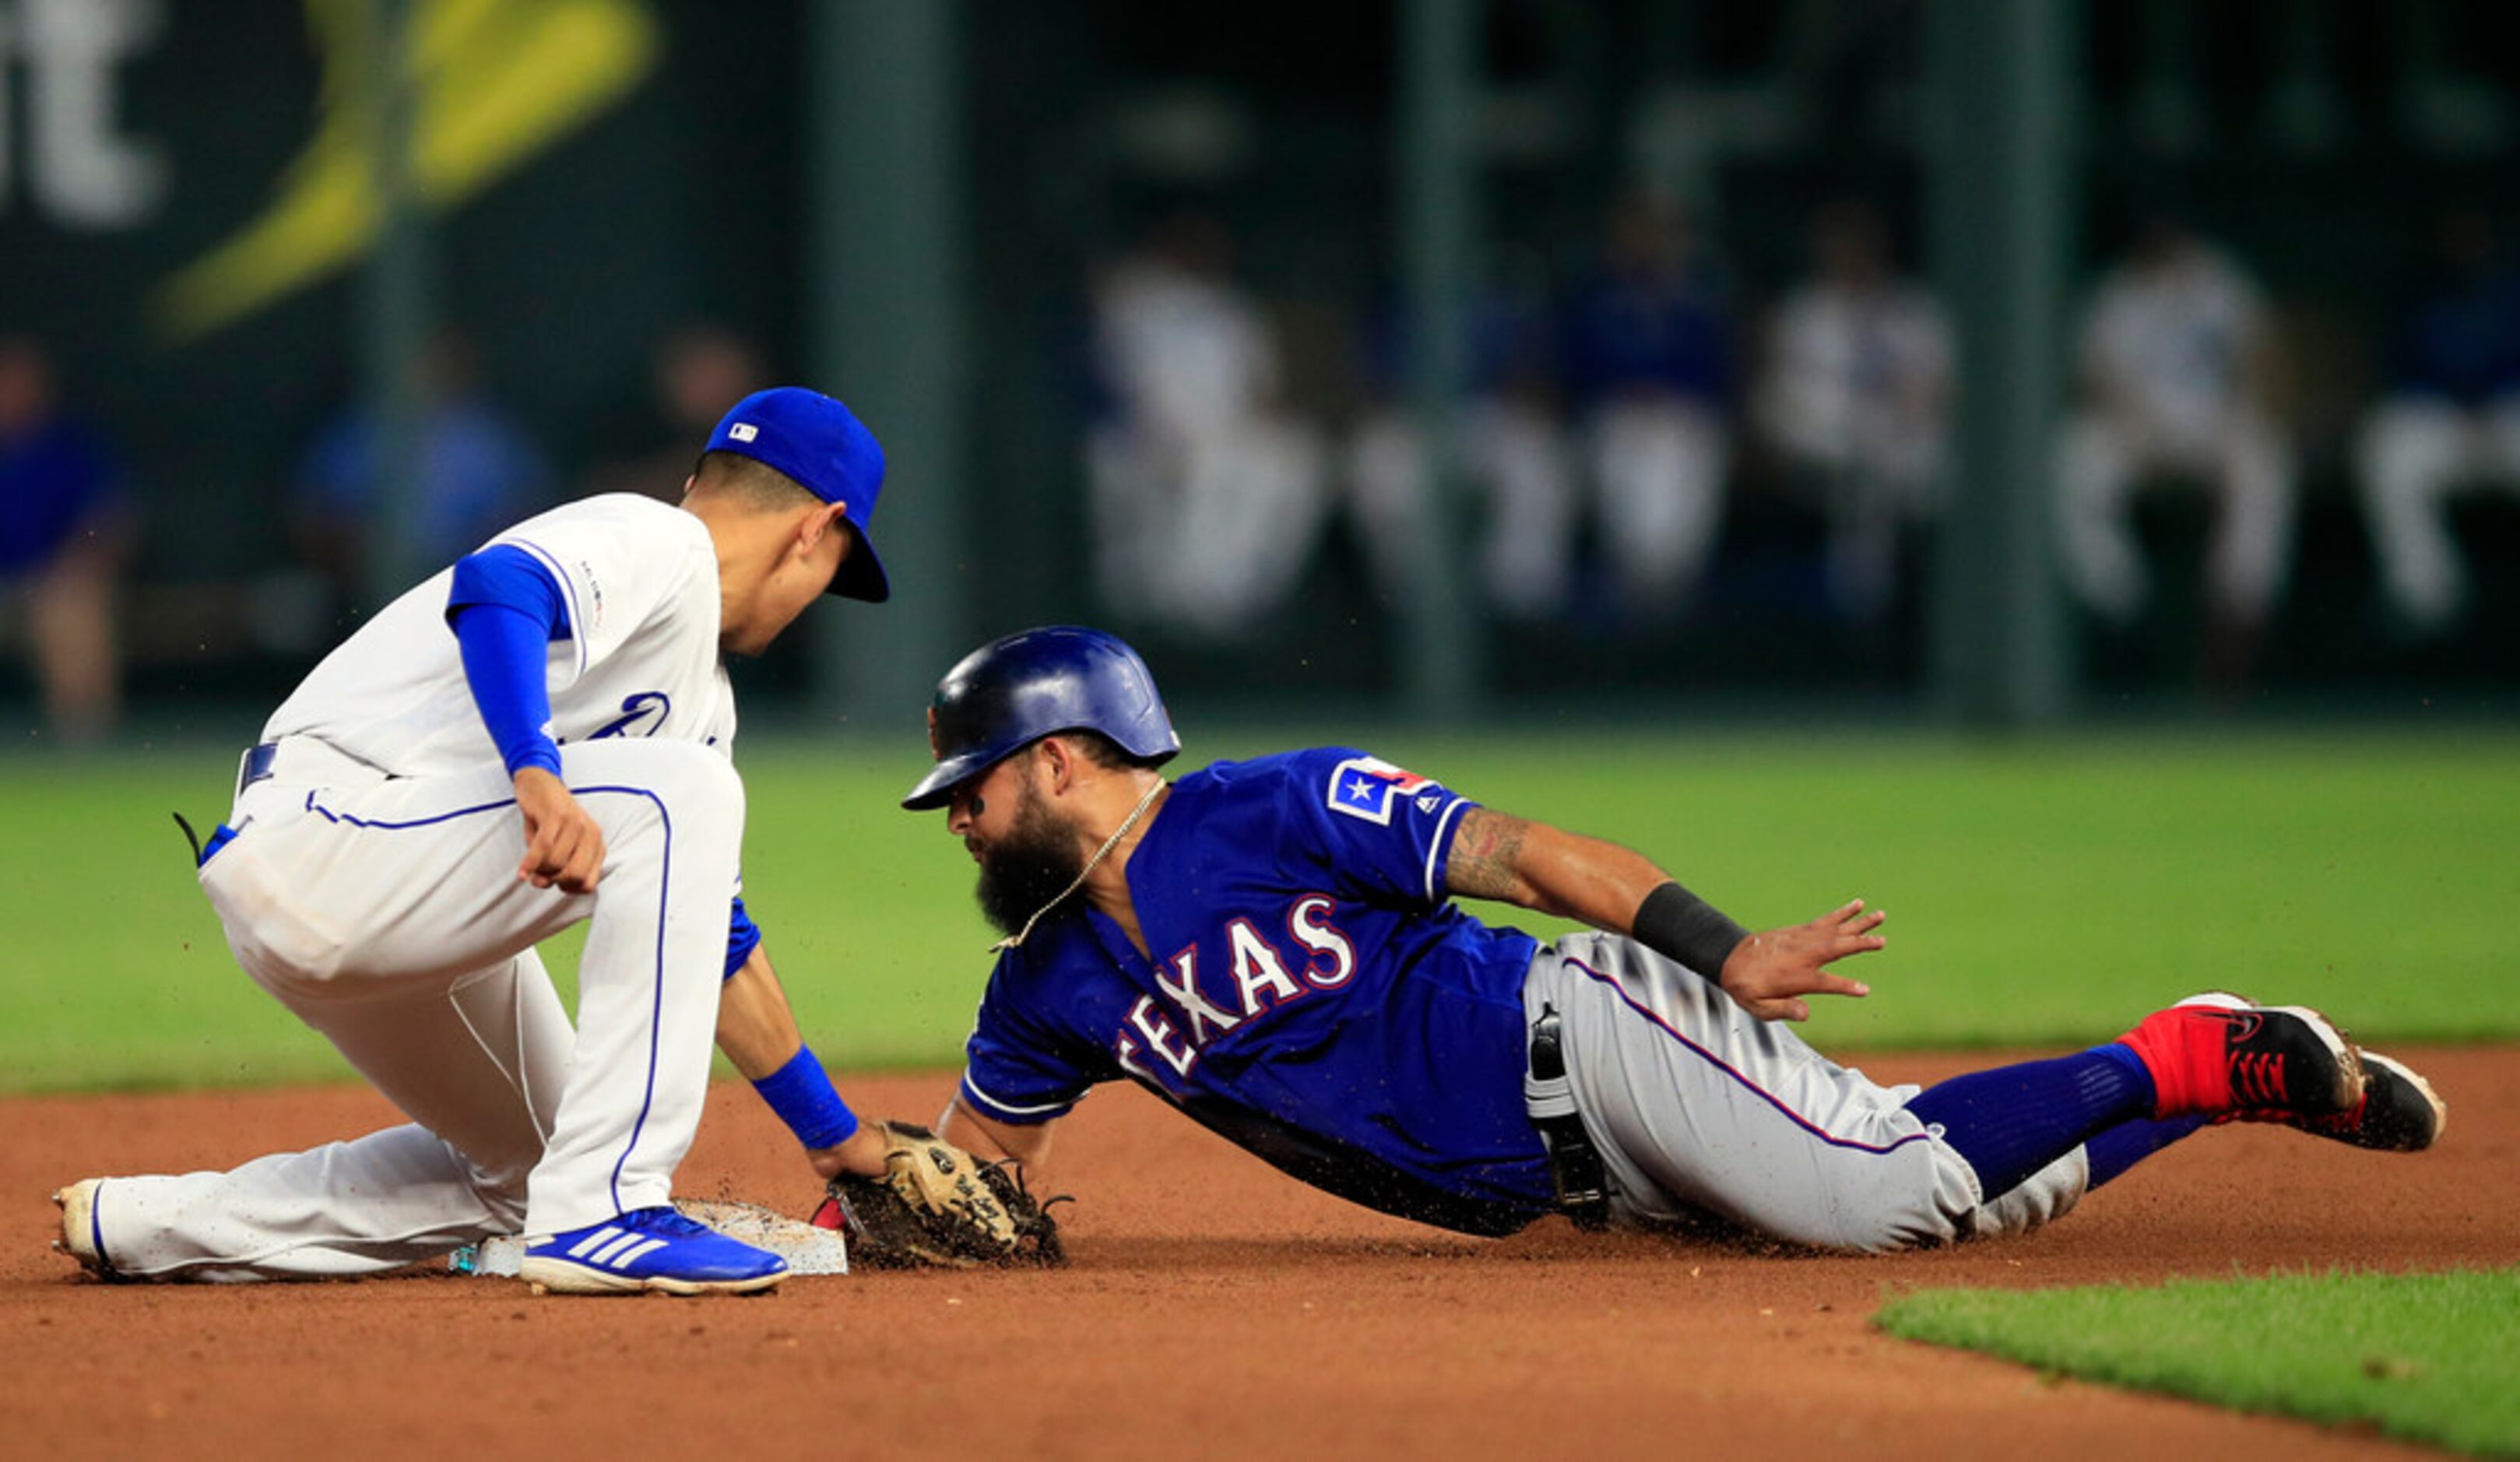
[4, 0, 2518, 744]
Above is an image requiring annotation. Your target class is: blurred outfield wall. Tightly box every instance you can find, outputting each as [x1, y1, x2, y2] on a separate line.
[2, 0, 2516, 731]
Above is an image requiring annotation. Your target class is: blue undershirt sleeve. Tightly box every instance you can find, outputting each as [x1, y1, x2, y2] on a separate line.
[726, 894, 763, 980]
[447, 545, 572, 779]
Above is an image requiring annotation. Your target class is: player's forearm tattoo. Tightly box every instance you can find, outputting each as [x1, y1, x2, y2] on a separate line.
[1445, 808, 1528, 901]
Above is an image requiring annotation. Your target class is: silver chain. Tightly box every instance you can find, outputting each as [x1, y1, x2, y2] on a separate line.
[988, 778, 1168, 953]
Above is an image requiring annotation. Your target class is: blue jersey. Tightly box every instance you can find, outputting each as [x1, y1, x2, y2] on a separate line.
[1559, 265, 1734, 408]
[0, 415, 120, 576]
[958, 748, 1554, 1235]
[2393, 267, 2520, 406]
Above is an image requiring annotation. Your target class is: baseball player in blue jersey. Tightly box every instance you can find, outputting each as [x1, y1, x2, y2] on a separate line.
[52, 388, 918, 1295]
[909, 627, 2446, 1252]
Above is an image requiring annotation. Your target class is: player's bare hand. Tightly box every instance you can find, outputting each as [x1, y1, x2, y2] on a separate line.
[808, 1121, 892, 1181]
[514, 768, 605, 893]
[1717, 898, 1883, 1022]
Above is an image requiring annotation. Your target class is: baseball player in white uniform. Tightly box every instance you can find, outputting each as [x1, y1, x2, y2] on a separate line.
[53, 388, 900, 1295]
[1083, 216, 1328, 638]
[2057, 221, 2295, 635]
[2354, 211, 2520, 634]
[1753, 202, 1953, 624]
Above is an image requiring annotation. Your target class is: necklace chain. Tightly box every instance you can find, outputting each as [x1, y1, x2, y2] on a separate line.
[989, 778, 1167, 953]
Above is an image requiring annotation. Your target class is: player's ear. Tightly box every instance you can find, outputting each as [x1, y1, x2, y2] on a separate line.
[796, 501, 849, 563]
[1036, 735, 1077, 795]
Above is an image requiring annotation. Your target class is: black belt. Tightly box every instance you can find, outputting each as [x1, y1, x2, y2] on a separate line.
[237, 741, 279, 797]
[1529, 1004, 1610, 1231]
[190, 741, 283, 870]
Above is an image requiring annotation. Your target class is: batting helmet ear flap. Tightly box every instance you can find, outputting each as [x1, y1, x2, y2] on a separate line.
[902, 627, 1179, 810]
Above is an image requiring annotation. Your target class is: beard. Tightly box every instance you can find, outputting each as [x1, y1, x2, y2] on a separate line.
[973, 789, 1088, 938]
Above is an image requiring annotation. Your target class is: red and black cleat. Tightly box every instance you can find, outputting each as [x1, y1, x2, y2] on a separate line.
[2222, 1049, 2448, 1152]
[2116, 991, 2365, 1122]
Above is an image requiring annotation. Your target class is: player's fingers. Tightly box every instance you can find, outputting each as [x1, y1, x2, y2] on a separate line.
[1807, 971, 1872, 999]
[538, 830, 575, 889]
[1821, 898, 1865, 926]
[532, 812, 593, 890]
[518, 823, 563, 887]
[550, 820, 596, 893]
[1843, 908, 1886, 934]
[564, 824, 606, 893]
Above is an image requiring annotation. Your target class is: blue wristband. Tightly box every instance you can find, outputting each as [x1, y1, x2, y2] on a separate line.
[751, 1045, 859, 1150]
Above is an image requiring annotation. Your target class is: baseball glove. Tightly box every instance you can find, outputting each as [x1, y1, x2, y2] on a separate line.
[810, 1120, 1066, 1270]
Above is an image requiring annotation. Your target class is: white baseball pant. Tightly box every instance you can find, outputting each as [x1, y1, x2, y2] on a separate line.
[1587, 397, 1730, 616]
[2356, 394, 2520, 630]
[1347, 399, 1579, 620]
[2057, 409, 2296, 624]
[88, 735, 743, 1280]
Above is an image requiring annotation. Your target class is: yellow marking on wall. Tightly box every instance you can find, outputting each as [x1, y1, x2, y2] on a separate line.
[152, 0, 659, 343]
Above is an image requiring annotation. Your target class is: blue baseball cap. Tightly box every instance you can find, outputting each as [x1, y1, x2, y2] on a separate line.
[703, 387, 891, 602]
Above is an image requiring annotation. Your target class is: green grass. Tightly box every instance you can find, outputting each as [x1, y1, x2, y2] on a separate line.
[2, 729, 2515, 1092]
[1878, 1267, 2520, 1457]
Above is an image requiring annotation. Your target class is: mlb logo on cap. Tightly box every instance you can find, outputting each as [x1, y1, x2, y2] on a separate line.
[704, 387, 891, 602]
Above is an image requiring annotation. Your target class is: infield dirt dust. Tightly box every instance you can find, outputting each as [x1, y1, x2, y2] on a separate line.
[7, 1050, 2512, 1460]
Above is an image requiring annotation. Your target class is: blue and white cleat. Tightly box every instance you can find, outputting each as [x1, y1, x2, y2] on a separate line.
[519, 1206, 787, 1296]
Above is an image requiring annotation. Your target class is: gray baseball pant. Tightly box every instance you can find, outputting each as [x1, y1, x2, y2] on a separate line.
[1522, 933, 2085, 1253]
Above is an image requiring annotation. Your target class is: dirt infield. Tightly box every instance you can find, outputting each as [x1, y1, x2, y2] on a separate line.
[7, 1049, 2515, 1460]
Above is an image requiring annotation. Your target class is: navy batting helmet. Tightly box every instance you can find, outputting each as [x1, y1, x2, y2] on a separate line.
[901, 626, 1179, 810]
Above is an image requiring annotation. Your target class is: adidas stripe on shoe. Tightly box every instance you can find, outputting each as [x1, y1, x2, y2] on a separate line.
[519, 1206, 786, 1296]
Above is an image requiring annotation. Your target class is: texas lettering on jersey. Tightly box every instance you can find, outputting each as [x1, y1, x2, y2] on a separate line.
[956, 747, 1555, 1232]
[1112, 892, 1358, 1083]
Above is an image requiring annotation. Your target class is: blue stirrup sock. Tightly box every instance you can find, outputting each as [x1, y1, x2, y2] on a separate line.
[1905, 1045, 2157, 1198]
[2084, 1113, 2212, 1189]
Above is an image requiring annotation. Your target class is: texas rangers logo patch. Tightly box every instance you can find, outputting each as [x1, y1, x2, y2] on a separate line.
[1326, 756, 1438, 825]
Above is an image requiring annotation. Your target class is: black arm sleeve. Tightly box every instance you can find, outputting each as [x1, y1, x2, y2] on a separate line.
[1631, 880, 1751, 977]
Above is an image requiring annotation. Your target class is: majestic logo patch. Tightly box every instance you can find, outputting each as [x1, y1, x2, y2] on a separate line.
[1326, 756, 1436, 825]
